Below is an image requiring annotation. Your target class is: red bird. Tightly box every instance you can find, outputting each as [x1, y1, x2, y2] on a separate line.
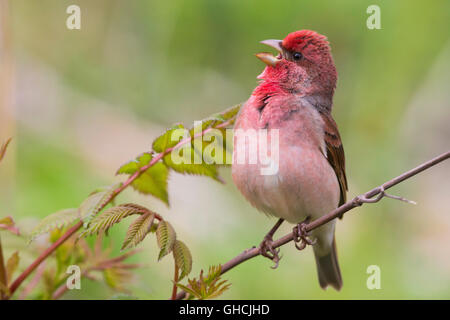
[232, 30, 347, 290]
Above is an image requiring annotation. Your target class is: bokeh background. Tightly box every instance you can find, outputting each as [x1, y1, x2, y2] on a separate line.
[1, 0, 449, 299]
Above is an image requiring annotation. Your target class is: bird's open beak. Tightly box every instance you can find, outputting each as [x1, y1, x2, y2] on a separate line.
[256, 39, 283, 67]
[260, 39, 283, 53]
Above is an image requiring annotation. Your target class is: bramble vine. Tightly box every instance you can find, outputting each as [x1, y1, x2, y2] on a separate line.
[1, 105, 449, 300]
[2, 104, 241, 300]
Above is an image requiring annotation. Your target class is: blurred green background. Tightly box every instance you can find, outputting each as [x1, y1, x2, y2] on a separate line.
[0, 0, 449, 299]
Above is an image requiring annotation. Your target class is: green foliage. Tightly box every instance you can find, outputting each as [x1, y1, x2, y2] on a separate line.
[121, 212, 155, 250]
[117, 153, 169, 205]
[6, 251, 19, 284]
[172, 240, 192, 280]
[156, 220, 176, 260]
[103, 267, 133, 292]
[80, 184, 120, 224]
[81, 204, 147, 237]
[152, 124, 185, 153]
[176, 265, 231, 300]
[30, 208, 80, 240]
[0, 216, 20, 235]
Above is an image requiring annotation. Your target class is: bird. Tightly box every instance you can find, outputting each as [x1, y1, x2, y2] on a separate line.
[231, 30, 347, 290]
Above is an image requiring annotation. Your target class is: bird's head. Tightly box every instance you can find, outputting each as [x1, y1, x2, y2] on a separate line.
[256, 30, 337, 98]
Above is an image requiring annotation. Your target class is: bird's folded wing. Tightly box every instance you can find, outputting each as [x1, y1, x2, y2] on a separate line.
[320, 112, 348, 208]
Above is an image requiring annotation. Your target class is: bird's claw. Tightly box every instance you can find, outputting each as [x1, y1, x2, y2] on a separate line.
[293, 222, 316, 251]
[259, 235, 282, 269]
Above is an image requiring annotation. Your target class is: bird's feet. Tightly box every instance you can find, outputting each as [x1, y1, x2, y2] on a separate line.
[259, 235, 282, 269]
[293, 219, 316, 251]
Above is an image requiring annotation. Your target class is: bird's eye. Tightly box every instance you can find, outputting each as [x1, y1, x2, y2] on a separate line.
[293, 52, 302, 61]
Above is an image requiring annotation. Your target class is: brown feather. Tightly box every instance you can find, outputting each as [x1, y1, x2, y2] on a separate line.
[320, 112, 348, 215]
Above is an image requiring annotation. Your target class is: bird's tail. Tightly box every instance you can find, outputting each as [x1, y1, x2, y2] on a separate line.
[313, 236, 342, 291]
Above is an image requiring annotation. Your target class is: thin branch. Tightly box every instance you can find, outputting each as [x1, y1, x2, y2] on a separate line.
[0, 237, 8, 299]
[18, 262, 46, 300]
[8, 117, 236, 298]
[171, 264, 179, 300]
[176, 150, 450, 300]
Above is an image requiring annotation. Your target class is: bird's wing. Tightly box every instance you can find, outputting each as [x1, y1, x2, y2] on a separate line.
[320, 112, 348, 209]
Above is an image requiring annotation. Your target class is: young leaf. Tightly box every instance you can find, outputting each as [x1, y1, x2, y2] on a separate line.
[163, 151, 222, 182]
[152, 124, 185, 153]
[81, 204, 147, 237]
[6, 251, 19, 284]
[0, 138, 12, 163]
[219, 103, 241, 124]
[121, 212, 155, 250]
[0, 216, 20, 235]
[79, 183, 120, 224]
[30, 208, 80, 241]
[156, 220, 176, 260]
[172, 240, 192, 280]
[117, 153, 169, 205]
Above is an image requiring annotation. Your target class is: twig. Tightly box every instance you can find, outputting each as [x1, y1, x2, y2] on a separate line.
[171, 264, 179, 300]
[0, 237, 8, 299]
[176, 150, 450, 299]
[7, 118, 235, 298]
[18, 262, 46, 300]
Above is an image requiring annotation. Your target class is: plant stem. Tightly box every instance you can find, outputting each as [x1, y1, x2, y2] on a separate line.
[171, 264, 179, 300]
[0, 237, 8, 299]
[7, 117, 236, 298]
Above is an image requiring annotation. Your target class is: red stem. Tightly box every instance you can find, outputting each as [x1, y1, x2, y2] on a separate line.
[7, 117, 235, 298]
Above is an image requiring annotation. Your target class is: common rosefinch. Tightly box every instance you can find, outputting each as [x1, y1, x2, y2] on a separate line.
[232, 30, 347, 290]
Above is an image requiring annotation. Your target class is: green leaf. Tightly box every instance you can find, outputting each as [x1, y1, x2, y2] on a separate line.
[103, 268, 131, 292]
[79, 184, 120, 224]
[156, 220, 176, 260]
[81, 204, 148, 237]
[117, 153, 169, 205]
[220, 103, 241, 123]
[172, 240, 193, 280]
[0, 216, 20, 235]
[0, 216, 14, 226]
[6, 251, 19, 284]
[152, 124, 186, 153]
[30, 208, 80, 241]
[163, 151, 221, 182]
[121, 212, 155, 250]
[176, 265, 230, 300]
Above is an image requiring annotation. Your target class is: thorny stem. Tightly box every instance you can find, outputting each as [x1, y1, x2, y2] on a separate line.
[175, 150, 450, 300]
[7, 118, 235, 298]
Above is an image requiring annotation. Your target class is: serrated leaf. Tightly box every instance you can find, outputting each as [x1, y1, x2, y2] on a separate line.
[117, 153, 169, 205]
[152, 124, 186, 153]
[116, 153, 152, 175]
[0, 138, 12, 163]
[103, 268, 132, 292]
[176, 283, 201, 299]
[80, 184, 120, 224]
[30, 208, 80, 241]
[121, 212, 155, 250]
[172, 240, 192, 280]
[163, 150, 221, 182]
[6, 251, 19, 284]
[81, 204, 147, 237]
[177, 265, 230, 300]
[156, 220, 176, 260]
[220, 103, 241, 123]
